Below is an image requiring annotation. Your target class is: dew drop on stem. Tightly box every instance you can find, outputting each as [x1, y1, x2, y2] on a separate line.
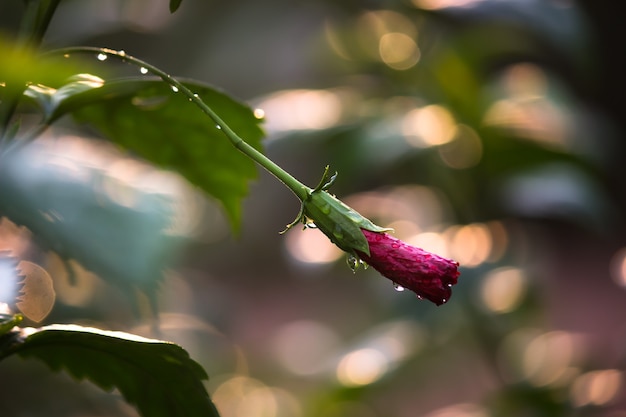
[171, 86, 179, 93]
[96, 53, 107, 61]
[139, 67, 148, 74]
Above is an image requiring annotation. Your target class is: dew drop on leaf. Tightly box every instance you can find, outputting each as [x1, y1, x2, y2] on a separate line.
[216, 124, 222, 130]
[16, 260, 55, 323]
[171, 85, 179, 93]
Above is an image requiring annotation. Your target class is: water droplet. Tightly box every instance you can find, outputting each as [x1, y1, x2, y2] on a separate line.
[193, 93, 199, 98]
[391, 243, 400, 248]
[63, 53, 70, 58]
[441, 298, 447, 303]
[416, 294, 423, 300]
[96, 53, 107, 61]
[393, 283, 405, 292]
[139, 67, 148, 74]
[254, 108, 265, 119]
[171, 86, 179, 93]
[304, 222, 317, 229]
[118, 50, 126, 57]
[216, 124, 222, 130]
[347, 255, 359, 272]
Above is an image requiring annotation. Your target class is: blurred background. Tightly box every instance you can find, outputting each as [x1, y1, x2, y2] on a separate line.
[1, 0, 626, 416]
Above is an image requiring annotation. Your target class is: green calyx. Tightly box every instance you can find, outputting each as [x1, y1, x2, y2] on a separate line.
[282, 166, 391, 256]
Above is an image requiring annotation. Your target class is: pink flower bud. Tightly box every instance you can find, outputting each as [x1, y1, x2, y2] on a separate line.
[357, 229, 460, 306]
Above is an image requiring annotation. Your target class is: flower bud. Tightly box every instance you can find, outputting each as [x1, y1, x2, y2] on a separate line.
[283, 167, 460, 305]
[357, 229, 460, 305]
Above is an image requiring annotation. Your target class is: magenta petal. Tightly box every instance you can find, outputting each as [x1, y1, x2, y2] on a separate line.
[357, 229, 460, 306]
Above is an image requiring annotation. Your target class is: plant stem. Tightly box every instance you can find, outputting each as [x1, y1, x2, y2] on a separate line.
[1, 0, 62, 142]
[46, 47, 312, 202]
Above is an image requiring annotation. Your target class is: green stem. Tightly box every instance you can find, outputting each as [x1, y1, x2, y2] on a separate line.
[45, 47, 312, 201]
[1, 0, 62, 142]
[18, 0, 63, 47]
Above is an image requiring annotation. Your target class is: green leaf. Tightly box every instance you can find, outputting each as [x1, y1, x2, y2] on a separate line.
[0, 325, 220, 417]
[24, 73, 105, 121]
[169, 0, 183, 13]
[69, 77, 264, 231]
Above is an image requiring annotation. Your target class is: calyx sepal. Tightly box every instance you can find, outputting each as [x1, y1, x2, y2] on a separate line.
[282, 166, 391, 256]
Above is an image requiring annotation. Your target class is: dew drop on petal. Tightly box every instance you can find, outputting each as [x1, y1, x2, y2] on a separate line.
[391, 243, 400, 248]
[393, 283, 405, 292]
[96, 53, 107, 61]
